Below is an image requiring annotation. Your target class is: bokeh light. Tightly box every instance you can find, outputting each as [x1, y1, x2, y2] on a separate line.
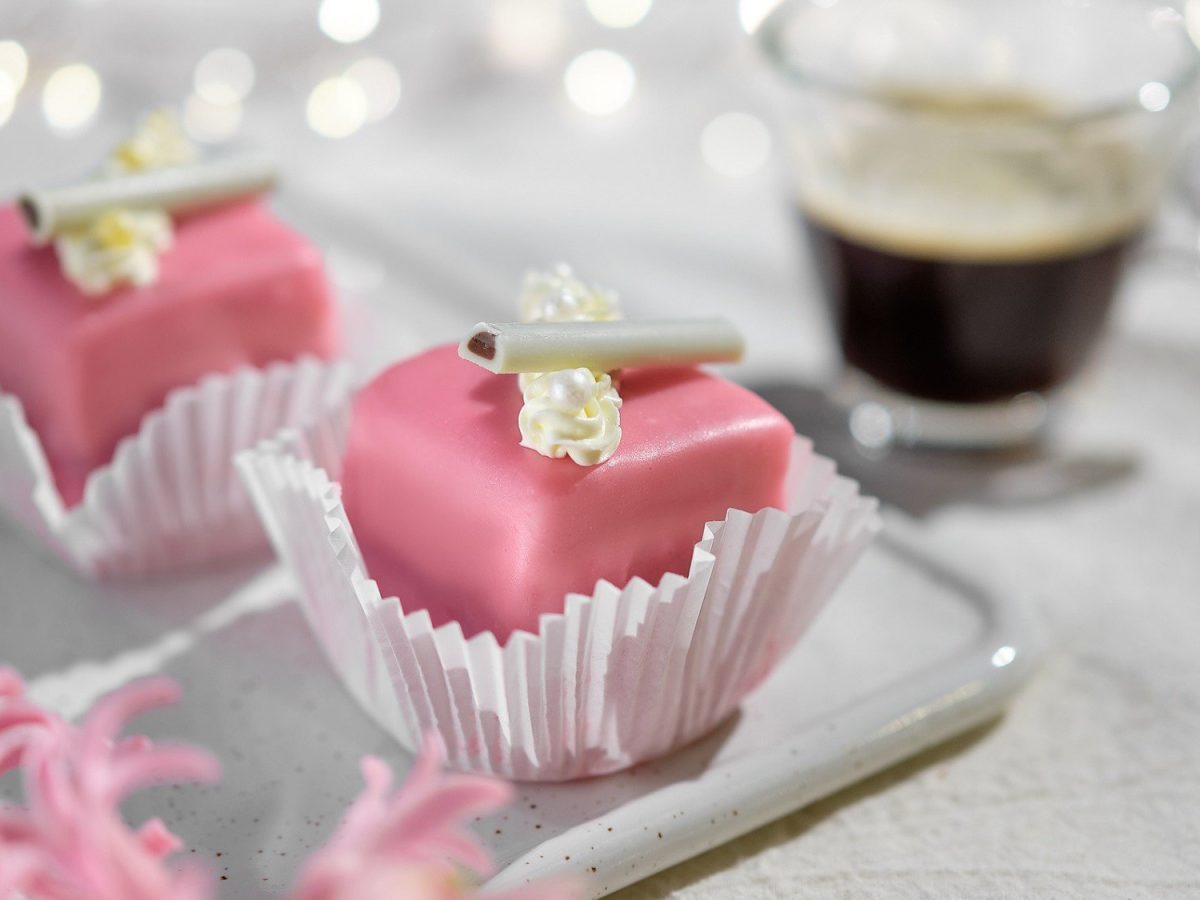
[194, 47, 256, 106]
[1188, 0, 1200, 48]
[0, 96, 13, 130]
[489, 0, 566, 69]
[849, 402, 894, 450]
[1138, 80, 1170, 112]
[42, 63, 102, 131]
[318, 0, 380, 44]
[700, 112, 772, 177]
[585, 0, 652, 29]
[0, 73, 14, 115]
[0, 41, 29, 104]
[564, 49, 635, 116]
[306, 76, 369, 138]
[183, 93, 242, 142]
[344, 57, 401, 122]
[738, 0, 784, 33]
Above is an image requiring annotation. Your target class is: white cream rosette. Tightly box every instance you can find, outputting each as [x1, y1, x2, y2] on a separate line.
[519, 263, 623, 325]
[518, 368, 623, 466]
[106, 109, 199, 175]
[516, 265, 628, 464]
[52, 110, 197, 294]
[55, 208, 174, 295]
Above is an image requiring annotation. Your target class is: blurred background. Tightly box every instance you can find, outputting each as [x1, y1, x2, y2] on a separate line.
[0, 0, 834, 384]
[5, 0, 1199, 503]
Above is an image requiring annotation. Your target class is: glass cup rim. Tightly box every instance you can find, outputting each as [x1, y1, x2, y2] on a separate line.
[757, 0, 1200, 126]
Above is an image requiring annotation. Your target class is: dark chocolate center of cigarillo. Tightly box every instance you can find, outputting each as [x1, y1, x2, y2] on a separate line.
[468, 331, 497, 360]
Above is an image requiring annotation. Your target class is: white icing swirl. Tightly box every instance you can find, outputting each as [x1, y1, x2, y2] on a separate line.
[54, 111, 193, 293]
[519, 368, 622, 466]
[519, 263, 623, 324]
[106, 110, 198, 175]
[55, 209, 173, 295]
[518, 264, 624, 394]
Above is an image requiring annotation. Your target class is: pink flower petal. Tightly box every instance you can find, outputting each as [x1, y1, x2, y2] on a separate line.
[292, 735, 519, 900]
[0, 675, 217, 900]
[1, 676, 582, 900]
[136, 818, 183, 857]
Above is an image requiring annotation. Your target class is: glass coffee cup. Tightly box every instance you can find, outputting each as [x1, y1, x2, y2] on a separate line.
[759, 0, 1200, 448]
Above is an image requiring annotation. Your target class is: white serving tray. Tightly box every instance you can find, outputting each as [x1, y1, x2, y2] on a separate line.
[481, 513, 1039, 895]
[2, 507, 1038, 899]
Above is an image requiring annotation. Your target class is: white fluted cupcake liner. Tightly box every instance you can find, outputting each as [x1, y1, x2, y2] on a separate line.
[0, 357, 352, 578]
[238, 434, 881, 781]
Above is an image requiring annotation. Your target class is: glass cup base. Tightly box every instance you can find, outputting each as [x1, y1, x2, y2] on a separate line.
[832, 370, 1052, 451]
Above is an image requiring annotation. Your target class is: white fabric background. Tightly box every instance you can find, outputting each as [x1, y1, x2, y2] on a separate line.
[1, 1, 1198, 896]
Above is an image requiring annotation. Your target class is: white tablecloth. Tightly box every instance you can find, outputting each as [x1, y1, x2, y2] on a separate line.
[2, 2, 1198, 896]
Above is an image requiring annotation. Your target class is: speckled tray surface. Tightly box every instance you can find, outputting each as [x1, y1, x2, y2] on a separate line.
[0, 508, 1037, 898]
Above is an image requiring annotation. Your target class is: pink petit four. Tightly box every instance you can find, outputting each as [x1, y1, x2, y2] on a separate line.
[0, 200, 339, 506]
[341, 344, 796, 641]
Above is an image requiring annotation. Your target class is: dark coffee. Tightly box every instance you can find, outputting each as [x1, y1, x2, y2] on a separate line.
[791, 88, 1155, 404]
[804, 214, 1140, 403]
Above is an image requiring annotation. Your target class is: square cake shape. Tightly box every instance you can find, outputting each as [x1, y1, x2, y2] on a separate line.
[341, 344, 798, 641]
[0, 200, 339, 506]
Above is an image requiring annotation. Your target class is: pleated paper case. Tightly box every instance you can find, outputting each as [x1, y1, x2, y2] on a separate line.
[239, 427, 880, 781]
[0, 356, 351, 577]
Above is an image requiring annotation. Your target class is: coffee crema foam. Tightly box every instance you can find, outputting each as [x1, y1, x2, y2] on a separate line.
[792, 92, 1157, 262]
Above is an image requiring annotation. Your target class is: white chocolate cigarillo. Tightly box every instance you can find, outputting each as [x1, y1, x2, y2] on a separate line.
[458, 318, 745, 374]
[19, 155, 277, 244]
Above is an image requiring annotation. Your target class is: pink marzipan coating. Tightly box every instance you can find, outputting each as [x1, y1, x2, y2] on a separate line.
[0, 200, 340, 506]
[341, 344, 798, 643]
